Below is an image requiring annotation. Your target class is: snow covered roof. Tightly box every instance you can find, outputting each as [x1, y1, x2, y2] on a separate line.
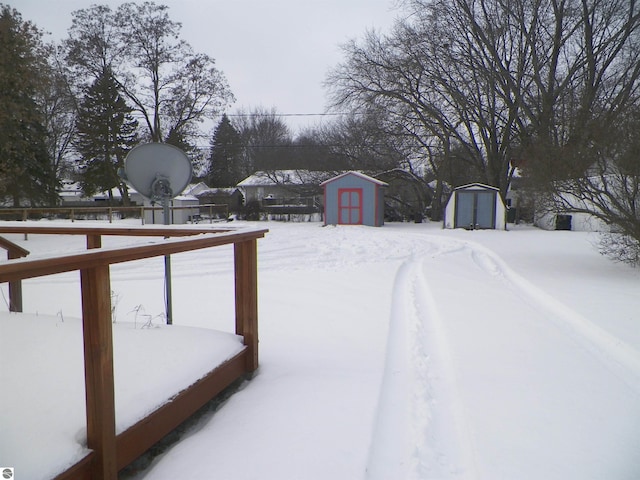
[237, 170, 334, 187]
[320, 170, 388, 187]
[453, 182, 500, 191]
[58, 181, 85, 199]
[196, 187, 240, 196]
[182, 182, 209, 196]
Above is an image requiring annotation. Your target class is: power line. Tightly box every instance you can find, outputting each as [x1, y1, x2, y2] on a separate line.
[220, 112, 368, 118]
[191, 143, 393, 150]
[129, 112, 365, 119]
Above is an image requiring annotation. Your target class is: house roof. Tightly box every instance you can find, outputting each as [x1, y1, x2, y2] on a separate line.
[237, 170, 334, 187]
[196, 187, 240, 196]
[320, 170, 388, 187]
[182, 182, 209, 196]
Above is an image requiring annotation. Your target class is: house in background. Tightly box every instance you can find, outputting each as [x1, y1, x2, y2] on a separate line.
[321, 171, 387, 227]
[237, 170, 328, 203]
[58, 180, 89, 205]
[58, 180, 146, 207]
[195, 187, 243, 214]
[237, 170, 331, 221]
[56, 180, 243, 224]
[533, 195, 611, 232]
[443, 183, 507, 230]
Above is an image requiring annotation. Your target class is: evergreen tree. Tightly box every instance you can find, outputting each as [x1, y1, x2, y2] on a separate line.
[74, 68, 138, 204]
[207, 114, 244, 187]
[0, 6, 55, 206]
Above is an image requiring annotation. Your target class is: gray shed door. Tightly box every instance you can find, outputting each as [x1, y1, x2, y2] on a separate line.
[455, 190, 496, 229]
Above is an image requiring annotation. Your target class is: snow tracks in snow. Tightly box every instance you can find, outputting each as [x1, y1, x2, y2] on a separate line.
[366, 237, 640, 480]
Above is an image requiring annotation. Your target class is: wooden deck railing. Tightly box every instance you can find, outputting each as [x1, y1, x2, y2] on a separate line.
[0, 224, 267, 480]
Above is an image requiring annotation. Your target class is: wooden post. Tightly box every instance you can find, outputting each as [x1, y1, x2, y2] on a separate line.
[0, 236, 29, 312]
[7, 250, 23, 312]
[86, 234, 102, 250]
[234, 239, 259, 372]
[81, 264, 117, 479]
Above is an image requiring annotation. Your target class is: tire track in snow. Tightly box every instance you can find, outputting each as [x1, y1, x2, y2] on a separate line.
[365, 254, 478, 480]
[464, 241, 640, 395]
[414, 255, 480, 479]
[367, 235, 640, 479]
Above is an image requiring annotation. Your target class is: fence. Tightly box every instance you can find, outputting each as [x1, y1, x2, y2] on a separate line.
[0, 224, 267, 479]
[0, 204, 229, 223]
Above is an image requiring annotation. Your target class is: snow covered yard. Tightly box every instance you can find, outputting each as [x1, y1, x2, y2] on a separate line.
[1, 220, 639, 479]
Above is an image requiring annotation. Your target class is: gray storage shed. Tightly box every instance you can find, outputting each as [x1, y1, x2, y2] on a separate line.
[320, 171, 387, 227]
[444, 183, 507, 230]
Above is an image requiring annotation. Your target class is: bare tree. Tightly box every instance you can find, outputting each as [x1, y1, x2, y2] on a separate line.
[38, 47, 78, 183]
[64, 5, 126, 81]
[322, 112, 404, 171]
[64, 2, 234, 148]
[232, 107, 293, 172]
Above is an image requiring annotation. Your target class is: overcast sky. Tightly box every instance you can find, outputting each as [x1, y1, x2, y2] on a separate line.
[10, 0, 399, 134]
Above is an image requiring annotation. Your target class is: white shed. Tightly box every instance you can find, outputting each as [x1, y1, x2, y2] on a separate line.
[444, 183, 507, 230]
[143, 195, 200, 224]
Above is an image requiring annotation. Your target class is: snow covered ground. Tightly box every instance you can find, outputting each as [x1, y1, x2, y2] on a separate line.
[1, 220, 639, 479]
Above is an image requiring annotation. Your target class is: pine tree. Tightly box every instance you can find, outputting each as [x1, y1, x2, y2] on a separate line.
[207, 114, 244, 187]
[0, 6, 55, 206]
[74, 68, 138, 204]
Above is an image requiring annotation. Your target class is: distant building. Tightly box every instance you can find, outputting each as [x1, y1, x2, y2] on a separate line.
[237, 170, 331, 221]
[195, 187, 243, 213]
[321, 171, 387, 227]
[443, 183, 507, 230]
[237, 170, 328, 203]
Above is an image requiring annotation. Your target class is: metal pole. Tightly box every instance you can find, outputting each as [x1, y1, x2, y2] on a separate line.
[163, 198, 173, 325]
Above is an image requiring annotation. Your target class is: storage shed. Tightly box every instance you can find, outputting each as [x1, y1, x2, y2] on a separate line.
[444, 183, 507, 230]
[320, 171, 387, 227]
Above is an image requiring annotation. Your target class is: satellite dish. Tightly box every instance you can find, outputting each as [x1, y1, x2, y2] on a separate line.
[121, 142, 193, 326]
[122, 143, 192, 202]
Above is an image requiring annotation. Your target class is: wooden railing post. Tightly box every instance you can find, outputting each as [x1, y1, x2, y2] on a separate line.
[0, 236, 30, 312]
[86, 234, 102, 249]
[234, 239, 259, 372]
[8, 250, 23, 312]
[81, 264, 117, 479]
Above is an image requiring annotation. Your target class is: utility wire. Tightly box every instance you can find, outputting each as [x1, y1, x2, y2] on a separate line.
[220, 112, 366, 118]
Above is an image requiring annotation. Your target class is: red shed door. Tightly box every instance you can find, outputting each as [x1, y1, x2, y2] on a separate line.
[338, 188, 363, 224]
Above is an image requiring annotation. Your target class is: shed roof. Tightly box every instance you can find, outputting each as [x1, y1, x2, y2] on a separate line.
[454, 183, 500, 192]
[320, 171, 388, 187]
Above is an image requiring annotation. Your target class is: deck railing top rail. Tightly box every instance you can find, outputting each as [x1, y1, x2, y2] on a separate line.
[0, 225, 267, 282]
[0, 235, 29, 258]
[0, 223, 244, 237]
